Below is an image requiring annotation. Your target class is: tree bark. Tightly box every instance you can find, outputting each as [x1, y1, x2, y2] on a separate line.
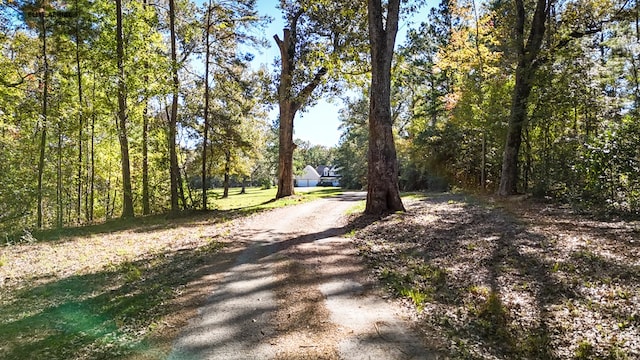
[75, 0, 83, 224]
[56, 121, 62, 228]
[89, 104, 95, 222]
[497, 0, 549, 196]
[168, 0, 181, 214]
[116, 0, 135, 217]
[202, 0, 212, 209]
[274, 13, 326, 199]
[142, 0, 150, 215]
[36, 8, 48, 229]
[365, 0, 405, 214]
[222, 149, 231, 199]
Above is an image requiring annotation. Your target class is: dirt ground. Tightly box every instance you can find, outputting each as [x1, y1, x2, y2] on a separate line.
[167, 192, 432, 359]
[352, 193, 640, 359]
[4, 191, 637, 359]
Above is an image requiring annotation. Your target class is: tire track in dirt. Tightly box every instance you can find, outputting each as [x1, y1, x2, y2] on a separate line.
[169, 192, 434, 359]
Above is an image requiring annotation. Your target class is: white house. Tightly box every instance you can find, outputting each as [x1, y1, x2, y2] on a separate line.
[295, 165, 321, 187]
[316, 165, 341, 186]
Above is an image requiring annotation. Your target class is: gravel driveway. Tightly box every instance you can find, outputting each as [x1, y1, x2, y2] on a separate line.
[169, 192, 435, 359]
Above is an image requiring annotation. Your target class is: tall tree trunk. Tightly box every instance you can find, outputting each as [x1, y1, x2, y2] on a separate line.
[142, 102, 150, 214]
[365, 0, 405, 214]
[75, 0, 83, 224]
[498, 0, 549, 196]
[202, 0, 212, 210]
[116, 0, 135, 217]
[56, 121, 63, 228]
[168, 0, 181, 214]
[276, 104, 296, 198]
[36, 8, 48, 229]
[88, 73, 96, 222]
[273, 12, 326, 199]
[142, 0, 151, 215]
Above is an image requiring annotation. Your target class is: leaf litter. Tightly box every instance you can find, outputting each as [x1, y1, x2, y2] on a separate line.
[351, 193, 640, 359]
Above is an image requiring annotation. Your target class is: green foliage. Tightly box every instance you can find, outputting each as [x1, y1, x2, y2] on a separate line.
[575, 339, 594, 359]
[379, 261, 448, 312]
[0, 0, 271, 232]
[335, 95, 368, 189]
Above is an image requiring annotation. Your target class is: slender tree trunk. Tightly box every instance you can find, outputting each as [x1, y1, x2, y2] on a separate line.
[56, 122, 63, 228]
[240, 177, 246, 194]
[37, 9, 48, 229]
[273, 13, 326, 199]
[168, 0, 181, 214]
[202, 0, 212, 210]
[142, 102, 150, 214]
[89, 74, 96, 222]
[75, 0, 83, 224]
[142, 0, 151, 215]
[481, 131, 486, 190]
[222, 149, 231, 198]
[473, 0, 487, 190]
[116, 0, 135, 217]
[365, 0, 405, 214]
[105, 176, 111, 220]
[498, 0, 548, 196]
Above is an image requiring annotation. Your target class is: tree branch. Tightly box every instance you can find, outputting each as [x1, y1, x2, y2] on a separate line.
[292, 67, 327, 113]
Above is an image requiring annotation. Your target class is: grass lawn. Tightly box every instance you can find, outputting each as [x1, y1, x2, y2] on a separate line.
[206, 186, 342, 211]
[0, 187, 342, 360]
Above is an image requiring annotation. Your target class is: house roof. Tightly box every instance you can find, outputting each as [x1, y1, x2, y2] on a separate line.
[295, 165, 321, 180]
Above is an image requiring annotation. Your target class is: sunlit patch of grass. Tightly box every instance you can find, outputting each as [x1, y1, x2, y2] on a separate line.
[0, 186, 344, 358]
[575, 339, 594, 359]
[345, 200, 366, 215]
[401, 192, 428, 201]
[207, 186, 342, 212]
[0, 240, 227, 359]
[378, 261, 448, 312]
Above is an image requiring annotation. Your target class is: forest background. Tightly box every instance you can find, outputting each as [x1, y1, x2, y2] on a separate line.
[1, 0, 639, 238]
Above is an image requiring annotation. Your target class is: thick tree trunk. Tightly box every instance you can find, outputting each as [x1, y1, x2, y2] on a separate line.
[273, 14, 326, 199]
[36, 9, 48, 229]
[365, 0, 405, 214]
[497, 0, 548, 196]
[498, 66, 533, 195]
[168, 0, 181, 214]
[116, 0, 135, 217]
[276, 107, 296, 198]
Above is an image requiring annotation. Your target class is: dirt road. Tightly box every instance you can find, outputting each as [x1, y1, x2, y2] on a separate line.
[168, 192, 434, 359]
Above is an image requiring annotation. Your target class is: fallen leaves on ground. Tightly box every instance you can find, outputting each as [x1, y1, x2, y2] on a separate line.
[352, 193, 640, 359]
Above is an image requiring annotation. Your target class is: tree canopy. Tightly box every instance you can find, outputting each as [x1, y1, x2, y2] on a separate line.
[1, 0, 639, 236]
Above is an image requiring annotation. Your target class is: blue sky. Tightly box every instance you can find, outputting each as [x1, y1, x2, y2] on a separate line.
[252, 0, 437, 148]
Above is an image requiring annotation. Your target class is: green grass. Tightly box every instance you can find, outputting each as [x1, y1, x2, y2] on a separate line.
[206, 186, 343, 211]
[0, 186, 344, 359]
[1, 243, 225, 359]
[2, 187, 343, 245]
[345, 200, 366, 215]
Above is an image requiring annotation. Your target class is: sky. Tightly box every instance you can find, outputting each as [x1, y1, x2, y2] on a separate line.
[252, 0, 437, 148]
